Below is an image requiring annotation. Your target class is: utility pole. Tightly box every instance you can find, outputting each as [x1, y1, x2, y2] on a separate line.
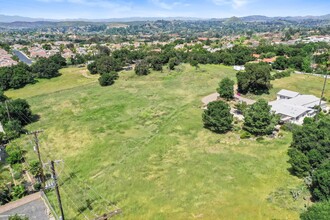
[316, 56, 329, 120]
[29, 130, 45, 189]
[51, 160, 65, 220]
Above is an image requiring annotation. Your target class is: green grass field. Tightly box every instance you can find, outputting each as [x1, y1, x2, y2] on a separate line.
[6, 64, 312, 219]
[245, 74, 330, 101]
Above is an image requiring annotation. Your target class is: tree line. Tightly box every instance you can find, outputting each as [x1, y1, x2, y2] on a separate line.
[0, 53, 66, 91]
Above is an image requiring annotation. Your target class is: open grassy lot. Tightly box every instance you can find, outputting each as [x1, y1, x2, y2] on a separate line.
[6, 64, 308, 219]
[245, 74, 330, 101]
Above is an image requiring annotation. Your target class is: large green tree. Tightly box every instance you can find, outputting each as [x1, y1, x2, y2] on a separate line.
[237, 63, 272, 94]
[202, 101, 233, 134]
[312, 161, 330, 201]
[243, 99, 277, 136]
[217, 77, 235, 100]
[300, 201, 330, 220]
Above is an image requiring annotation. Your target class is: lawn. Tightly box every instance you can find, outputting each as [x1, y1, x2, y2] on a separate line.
[6, 64, 307, 219]
[244, 74, 330, 101]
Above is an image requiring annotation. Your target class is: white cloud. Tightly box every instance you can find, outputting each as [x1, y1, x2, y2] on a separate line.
[212, 0, 250, 9]
[150, 0, 189, 10]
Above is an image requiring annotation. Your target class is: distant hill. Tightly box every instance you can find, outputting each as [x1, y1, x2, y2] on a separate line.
[0, 14, 330, 23]
[0, 14, 56, 23]
[0, 15, 201, 23]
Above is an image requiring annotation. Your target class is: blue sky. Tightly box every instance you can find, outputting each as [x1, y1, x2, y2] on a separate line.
[0, 0, 329, 19]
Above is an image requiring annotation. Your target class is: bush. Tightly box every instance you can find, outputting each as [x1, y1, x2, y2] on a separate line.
[135, 60, 150, 76]
[240, 131, 251, 139]
[273, 69, 292, 79]
[256, 137, 264, 142]
[9, 214, 29, 220]
[29, 160, 41, 177]
[33, 182, 41, 191]
[98, 71, 119, 87]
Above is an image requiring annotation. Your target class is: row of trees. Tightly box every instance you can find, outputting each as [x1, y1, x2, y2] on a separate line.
[203, 99, 277, 136]
[0, 53, 66, 91]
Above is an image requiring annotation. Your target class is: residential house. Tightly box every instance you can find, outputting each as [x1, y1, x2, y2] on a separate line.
[269, 89, 327, 124]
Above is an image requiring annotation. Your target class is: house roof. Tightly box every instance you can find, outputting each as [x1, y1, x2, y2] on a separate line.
[269, 100, 311, 118]
[277, 89, 300, 98]
[288, 95, 326, 108]
[270, 93, 326, 118]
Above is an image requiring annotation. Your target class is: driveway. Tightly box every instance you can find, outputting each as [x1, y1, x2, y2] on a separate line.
[201, 92, 256, 106]
[201, 92, 219, 106]
[234, 94, 256, 105]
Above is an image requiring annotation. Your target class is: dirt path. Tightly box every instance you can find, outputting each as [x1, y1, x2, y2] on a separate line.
[80, 69, 99, 79]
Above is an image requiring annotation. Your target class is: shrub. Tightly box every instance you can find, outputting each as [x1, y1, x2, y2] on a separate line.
[240, 131, 251, 139]
[98, 71, 119, 87]
[33, 183, 41, 191]
[256, 137, 264, 142]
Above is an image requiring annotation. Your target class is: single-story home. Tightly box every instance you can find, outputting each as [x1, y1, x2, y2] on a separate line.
[269, 89, 327, 124]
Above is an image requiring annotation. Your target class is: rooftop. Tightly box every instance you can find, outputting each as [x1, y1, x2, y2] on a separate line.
[277, 89, 300, 98]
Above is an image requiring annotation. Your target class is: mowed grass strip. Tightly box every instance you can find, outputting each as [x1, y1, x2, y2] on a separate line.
[6, 64, 308, 219]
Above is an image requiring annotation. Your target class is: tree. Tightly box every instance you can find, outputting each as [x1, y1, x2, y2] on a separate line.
[135, 60, 150, 76]
[98, 71, 119, 87]
[237, 63, 272, 94]
[288, 148, 311, 177]
[3, 120, 23, 140]
[32, 58, 61, 79]
[243, 99, 277, 136]
[272, 56, 289, 70]
[300, 201, 330, 220]
[288, 116, 330, 179]
[96, 56, 122, 74]
[311, 161, 330, 201]
[217, 77, 235, 100]
[202, 101, 233, 134]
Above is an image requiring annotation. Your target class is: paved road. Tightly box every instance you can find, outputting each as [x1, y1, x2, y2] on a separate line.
[12, 50, 32, 65]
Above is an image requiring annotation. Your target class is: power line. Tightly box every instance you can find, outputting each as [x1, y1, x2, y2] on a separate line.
[59, 167, 108, 216]
[61, 163, 119, 211]
[60, 188, 89, 220]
